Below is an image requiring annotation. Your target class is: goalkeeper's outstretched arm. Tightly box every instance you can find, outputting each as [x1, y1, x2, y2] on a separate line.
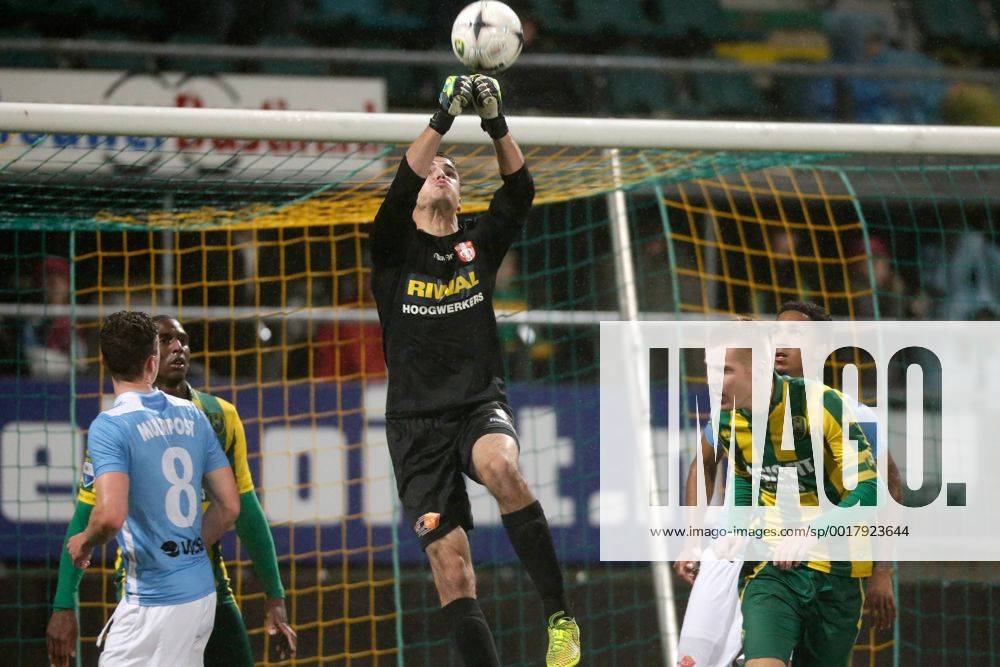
[371, 75, 474, 268]
[465, 74, 533, 261]
[406, 74, 474, 176]
[493, 133, 525, 175]
[470, 74, 524, 175]
[404, 127, 447, 177]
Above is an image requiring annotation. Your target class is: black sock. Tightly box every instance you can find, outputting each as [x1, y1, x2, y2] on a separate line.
[441, 597, 500, 667]
[502, 500, 571, 620]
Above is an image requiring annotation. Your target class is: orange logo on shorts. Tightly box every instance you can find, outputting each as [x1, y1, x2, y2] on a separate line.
[414, 512, 441, 537]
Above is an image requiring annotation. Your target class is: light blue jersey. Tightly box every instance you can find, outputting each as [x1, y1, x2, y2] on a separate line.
[86, 389, 230, 606]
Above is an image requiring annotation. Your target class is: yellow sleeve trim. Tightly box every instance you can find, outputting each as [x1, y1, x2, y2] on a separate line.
[219, 397, 256, 494]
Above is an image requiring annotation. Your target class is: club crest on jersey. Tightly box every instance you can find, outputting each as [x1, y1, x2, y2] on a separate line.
[454, 241, 476, 263]
[207, 412, 225, 440]
[792, 415, 808, 440]
[414, 512, 441, 537]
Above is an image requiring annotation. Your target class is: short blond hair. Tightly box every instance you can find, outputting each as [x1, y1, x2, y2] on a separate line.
[726, 347, 753, 366]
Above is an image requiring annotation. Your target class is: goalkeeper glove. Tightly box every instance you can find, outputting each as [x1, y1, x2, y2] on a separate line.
[471, 74, 508, 140]
[429, 75, 474, 136]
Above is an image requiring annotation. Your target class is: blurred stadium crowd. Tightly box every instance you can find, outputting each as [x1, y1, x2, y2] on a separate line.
[3, 0, 999, 122]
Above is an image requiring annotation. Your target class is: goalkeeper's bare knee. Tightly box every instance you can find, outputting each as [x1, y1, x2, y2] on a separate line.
[473, 434, 533, 513]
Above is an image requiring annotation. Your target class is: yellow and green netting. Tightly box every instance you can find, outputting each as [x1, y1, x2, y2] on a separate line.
[0, 133, 997, 665]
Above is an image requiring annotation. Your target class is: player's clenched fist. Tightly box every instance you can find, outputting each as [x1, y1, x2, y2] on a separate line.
[439, 74, 474, 115]
[471, 74, 501, 118]
[46, 609, 78, 667]
[429, 75, 474, 136]
[471, 74, 509, 140]
[67, 531, 93, 569]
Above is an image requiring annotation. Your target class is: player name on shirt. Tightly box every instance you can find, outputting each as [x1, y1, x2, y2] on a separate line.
[136, 416, 196, 442]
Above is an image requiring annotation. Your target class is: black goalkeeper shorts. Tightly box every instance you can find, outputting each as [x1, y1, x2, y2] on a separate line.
[386, 400, 518, 549]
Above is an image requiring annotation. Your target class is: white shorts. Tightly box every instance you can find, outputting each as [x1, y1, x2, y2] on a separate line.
[677, 547, 744, 667]
[98, 592, 216, 667]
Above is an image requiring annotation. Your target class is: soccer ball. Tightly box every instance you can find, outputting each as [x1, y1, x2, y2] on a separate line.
[451, 1, 523, 74]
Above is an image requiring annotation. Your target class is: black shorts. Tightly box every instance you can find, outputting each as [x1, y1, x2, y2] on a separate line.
[386, 400, 518, 549]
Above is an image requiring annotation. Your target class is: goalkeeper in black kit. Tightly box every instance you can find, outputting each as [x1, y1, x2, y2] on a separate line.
[370, 74, 581, 667]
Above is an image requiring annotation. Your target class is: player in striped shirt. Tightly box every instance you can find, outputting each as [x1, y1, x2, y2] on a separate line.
[719, 346, 878, 666]
[47, 315, 296, 666]
[771, 302, 899, 631]
[676, 303, 898, 666]
[63, 310, 241, 665]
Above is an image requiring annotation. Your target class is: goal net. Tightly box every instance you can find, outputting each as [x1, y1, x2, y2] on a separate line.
[0, 103, 997, 665]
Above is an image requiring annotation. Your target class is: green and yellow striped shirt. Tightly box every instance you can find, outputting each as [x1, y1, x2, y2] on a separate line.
[717, 373, 878, 578]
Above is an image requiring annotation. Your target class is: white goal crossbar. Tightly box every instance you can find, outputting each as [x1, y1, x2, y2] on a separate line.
[2, 102, 1000, 154]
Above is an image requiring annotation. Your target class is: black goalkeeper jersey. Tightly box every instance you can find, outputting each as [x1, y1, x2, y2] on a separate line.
[370, 156, 535, 417]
